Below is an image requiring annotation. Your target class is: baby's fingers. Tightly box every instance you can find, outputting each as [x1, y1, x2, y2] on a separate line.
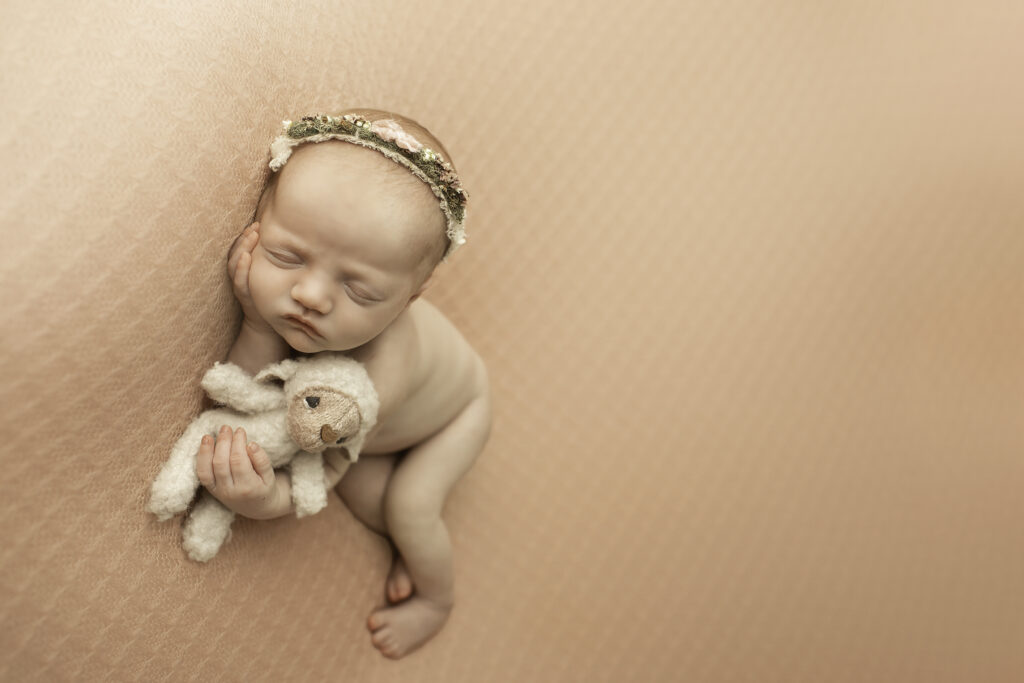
[212, 425, 235, 488]
[195, 434, 216, 489]
[227, 222, 260, 274]
[232, 251, 253, 298]
[229, 427, 256, 479]
[247, 442, 274, 484]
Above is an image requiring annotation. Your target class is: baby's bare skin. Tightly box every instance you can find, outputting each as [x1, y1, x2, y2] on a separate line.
[347, 298, 488, 456]
[216, 134, 491, 659]
[338, 299, 490, 657]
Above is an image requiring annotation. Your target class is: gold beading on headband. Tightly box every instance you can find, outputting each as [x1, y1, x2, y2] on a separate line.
[269, 114, 468, 261]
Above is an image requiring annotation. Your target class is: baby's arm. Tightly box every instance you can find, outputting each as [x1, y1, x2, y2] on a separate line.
[227, 320, 289, 377]
[257, 448, 350, 519]
[224, 222, 289, 375]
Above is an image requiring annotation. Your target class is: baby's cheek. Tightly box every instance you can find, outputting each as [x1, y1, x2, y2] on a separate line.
[247, 259, 276, 305]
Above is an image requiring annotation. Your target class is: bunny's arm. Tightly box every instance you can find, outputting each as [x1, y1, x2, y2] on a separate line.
[289, 452, 332, 518]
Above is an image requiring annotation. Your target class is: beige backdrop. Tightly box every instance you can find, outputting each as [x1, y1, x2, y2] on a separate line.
[1, 1, 1022, 681]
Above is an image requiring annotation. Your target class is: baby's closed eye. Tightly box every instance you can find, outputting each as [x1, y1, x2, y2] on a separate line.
[345, 284, 376, 300]
[267, 250, 301, 265]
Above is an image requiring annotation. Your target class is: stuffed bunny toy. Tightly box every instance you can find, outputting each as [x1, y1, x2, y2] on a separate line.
[147, 352, 379, 562]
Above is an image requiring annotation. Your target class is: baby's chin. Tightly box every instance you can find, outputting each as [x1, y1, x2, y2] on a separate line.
[276, 325, 327, 353]
[279, 326, 368, 355]
[284, 336, 322, 354]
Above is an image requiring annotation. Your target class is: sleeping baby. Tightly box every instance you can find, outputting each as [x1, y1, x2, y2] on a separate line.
[198, 109, 492, 659]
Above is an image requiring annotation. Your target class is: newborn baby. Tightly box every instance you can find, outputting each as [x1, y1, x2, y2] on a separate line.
[202, 109, 492, 659]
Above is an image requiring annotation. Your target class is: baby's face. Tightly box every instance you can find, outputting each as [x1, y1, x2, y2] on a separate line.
[248, 142, 441, 354]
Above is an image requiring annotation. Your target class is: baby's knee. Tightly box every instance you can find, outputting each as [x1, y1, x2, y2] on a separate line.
[384, 489, 442, 535]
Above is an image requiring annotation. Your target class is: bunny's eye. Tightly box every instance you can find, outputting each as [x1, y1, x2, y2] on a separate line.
[305, 396, 320, 408]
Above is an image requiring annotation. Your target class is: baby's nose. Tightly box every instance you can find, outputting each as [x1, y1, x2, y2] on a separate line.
[291, 275, 332, 314]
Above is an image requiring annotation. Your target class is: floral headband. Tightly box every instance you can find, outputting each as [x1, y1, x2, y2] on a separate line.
[269, 113, 468, 261]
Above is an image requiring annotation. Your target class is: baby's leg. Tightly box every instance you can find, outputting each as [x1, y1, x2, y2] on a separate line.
[335, 452, 413, 603]
[335, 453, 401, 536]
[367, 392, 492, 659]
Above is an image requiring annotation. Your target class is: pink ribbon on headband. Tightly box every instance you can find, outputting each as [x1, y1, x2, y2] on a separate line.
[370, 119, 424, 153]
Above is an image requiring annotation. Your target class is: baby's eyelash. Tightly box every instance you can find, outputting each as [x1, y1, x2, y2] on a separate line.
[346, 285, 377, 302]
[269, 251, 300, 264]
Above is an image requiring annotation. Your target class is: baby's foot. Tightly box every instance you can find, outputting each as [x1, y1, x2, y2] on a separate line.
[386, 553, 414, 604]
[367, 597, 452, 659]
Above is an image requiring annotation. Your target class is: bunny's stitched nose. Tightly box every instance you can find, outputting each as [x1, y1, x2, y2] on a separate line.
[320, 424, 338, 442]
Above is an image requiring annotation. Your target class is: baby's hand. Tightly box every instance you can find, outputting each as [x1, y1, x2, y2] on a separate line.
[197, 425, 279, 519]
[228, 222, 273, 334]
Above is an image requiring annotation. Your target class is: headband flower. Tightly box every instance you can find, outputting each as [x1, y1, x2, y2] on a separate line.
[370, 119, 424, 153]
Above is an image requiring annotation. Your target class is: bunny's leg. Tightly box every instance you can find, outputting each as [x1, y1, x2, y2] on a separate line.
[290, 451, 333, 518]
[182, 488, 236, 562]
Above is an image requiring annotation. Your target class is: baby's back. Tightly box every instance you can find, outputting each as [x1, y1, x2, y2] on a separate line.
[355, 298, 485, 455]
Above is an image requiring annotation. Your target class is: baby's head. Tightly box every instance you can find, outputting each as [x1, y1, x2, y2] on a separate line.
[247, 109, 462, 354]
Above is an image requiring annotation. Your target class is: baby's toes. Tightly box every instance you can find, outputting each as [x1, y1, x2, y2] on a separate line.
[387, 574, 412, 603]
[386, 557, 414, 604]
[374, 633, 402, 659]
[369, 621, 401, 658]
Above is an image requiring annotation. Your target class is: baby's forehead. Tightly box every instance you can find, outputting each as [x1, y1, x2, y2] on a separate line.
[268, 142, 444, 263]
[275, 143, 444, 234]
[280, 143, 426, 206]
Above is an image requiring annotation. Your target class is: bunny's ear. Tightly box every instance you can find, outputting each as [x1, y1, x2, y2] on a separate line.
[202, 361, 285, 413]
[254, 358, 299, 384]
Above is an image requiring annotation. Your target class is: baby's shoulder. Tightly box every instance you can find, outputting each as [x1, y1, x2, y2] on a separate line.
[407, 298, 481, 367]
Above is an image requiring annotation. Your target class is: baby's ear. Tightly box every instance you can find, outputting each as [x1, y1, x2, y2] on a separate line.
[406, 270, 435, 308]
[254, 358, 299, 385]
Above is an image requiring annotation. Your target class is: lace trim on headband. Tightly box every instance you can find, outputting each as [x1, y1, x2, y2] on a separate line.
[268, 114, 468, 261]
